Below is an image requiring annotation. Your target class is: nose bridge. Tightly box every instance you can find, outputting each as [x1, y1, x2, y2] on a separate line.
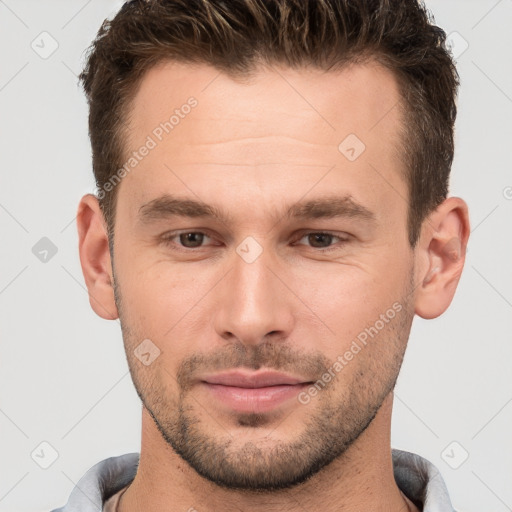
[213, 241, 293, 345]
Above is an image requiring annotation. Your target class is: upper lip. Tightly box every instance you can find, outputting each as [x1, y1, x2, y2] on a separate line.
[201, 370, 310, 388]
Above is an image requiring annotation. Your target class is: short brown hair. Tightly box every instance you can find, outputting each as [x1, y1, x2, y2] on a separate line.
[79, 0, 459, 247]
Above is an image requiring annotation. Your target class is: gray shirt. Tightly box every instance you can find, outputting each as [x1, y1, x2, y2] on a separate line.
[50, 449, 455, 511]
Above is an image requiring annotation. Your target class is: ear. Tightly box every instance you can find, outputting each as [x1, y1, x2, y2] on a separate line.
[76, 194, 119, 320]
[414, 197, 470, 319]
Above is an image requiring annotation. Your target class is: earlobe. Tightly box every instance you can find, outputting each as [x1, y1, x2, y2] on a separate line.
[77, 194, 119, 320]
[414, 197, 470, 319]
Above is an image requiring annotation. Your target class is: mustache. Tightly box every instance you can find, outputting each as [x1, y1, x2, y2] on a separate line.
[176, 342, 331, 391]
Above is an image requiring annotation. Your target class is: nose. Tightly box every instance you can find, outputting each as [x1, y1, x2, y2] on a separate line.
[212, 242, 295, 347]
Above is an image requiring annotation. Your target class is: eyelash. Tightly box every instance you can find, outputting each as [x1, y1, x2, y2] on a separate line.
[159, 230, 349, 253]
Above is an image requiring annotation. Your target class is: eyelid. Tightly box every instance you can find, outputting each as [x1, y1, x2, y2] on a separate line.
[159, 229, 350, 252]
[159, 229, 218, 250]
[292, 230, 350, 252]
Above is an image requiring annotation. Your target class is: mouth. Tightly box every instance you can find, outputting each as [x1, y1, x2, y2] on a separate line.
[200, 370, 313, 414]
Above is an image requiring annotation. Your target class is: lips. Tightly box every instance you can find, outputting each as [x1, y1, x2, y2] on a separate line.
[201, 370, 307, 388]
[199, 370, 312, 414]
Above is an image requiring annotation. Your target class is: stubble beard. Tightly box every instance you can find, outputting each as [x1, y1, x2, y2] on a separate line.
[113, 269, 414, 491]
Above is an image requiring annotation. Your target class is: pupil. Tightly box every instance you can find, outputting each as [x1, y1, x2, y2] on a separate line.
[180, 232, 203, 247]
[309, 233, 332, 248]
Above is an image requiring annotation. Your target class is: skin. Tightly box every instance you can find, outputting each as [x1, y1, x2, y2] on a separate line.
[77, 60, 470, 512]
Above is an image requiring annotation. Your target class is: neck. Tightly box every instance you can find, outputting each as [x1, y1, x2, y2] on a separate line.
[119, 393, 418, 512]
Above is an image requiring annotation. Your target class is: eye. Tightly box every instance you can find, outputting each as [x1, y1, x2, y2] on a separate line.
[160, 231, 216, 250]
[293, 231, 349, 252]
[179, 232, 207, 248]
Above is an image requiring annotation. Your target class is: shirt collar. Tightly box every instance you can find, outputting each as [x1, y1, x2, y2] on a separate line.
[52, 449, 454, 511]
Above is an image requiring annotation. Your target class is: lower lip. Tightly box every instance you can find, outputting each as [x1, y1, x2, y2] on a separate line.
[202, 382, 309, 413]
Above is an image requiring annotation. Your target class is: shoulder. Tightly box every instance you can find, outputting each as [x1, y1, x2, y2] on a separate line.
[49, 453, 139, 512]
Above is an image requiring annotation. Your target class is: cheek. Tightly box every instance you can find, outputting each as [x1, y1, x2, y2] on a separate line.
[116, 263, 215, 368]
[117, 251, 199, 314]
[291, 259, 408, 343]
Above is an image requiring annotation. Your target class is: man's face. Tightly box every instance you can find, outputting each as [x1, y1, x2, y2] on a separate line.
[112, 60, 416, 490]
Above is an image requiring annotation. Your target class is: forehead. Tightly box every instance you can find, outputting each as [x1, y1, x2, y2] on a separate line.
[118, 59, 407, 229]
[127, 59, 404, 148]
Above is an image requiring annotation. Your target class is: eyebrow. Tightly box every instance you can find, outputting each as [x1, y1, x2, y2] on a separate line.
[138, 194, 376, 226]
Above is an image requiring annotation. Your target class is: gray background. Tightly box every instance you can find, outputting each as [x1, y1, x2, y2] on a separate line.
[0, 1, 511, 511]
